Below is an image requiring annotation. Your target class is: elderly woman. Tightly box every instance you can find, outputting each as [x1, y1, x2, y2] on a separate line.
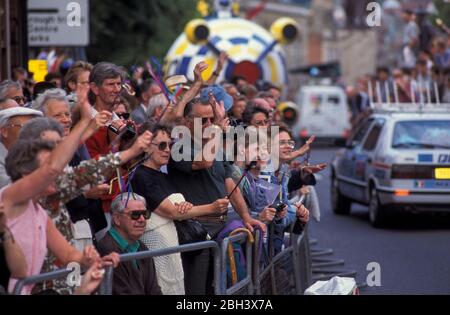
[17, 117, 152, 294]
[0, 100, 102, 295]
[0, 204, 27, 293]
[131, 123, 229, 295]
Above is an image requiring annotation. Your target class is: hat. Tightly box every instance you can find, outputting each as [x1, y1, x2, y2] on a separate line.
[165, 75, 188, 89]
[0, 107, 43, 128]
[200, 85, 233, 112]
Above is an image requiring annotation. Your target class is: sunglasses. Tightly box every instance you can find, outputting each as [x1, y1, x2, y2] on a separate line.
[117, 113, 130, 120]
[151, 141, 174, 151]
[125, 210, 151, 221]
[12, 96, 27, 105]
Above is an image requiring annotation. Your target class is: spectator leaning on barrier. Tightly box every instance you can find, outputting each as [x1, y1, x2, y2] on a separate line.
[0, 101, 103, 294]
[168, 91, 265, 295]
[131, 123, 229, 295]
[97, 193, 162, 295]
[16, 117, 152, 294]
[261, 125, 312, 254]
[0, 107, 43, 189]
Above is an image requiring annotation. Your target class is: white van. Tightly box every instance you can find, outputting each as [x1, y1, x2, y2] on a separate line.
[292, 85, 351, 145]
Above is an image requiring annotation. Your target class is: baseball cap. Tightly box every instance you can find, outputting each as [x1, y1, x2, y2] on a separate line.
[0, 107, 43, 128]
[200, 85, 233, 112]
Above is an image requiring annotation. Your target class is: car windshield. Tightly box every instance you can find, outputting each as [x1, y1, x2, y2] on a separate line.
[392, 120, 450, 149]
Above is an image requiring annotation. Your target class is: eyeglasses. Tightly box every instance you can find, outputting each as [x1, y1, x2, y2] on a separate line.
[280, 140, 296, 149]
[124, 210, 151, 221]
[201, 117, 215, 126]
[253, 120, 270, 127]
[7, 123, 24, 129]
[151, 141, 174, 151]
[12, 96, 27, 105]
[117, 113, 130, 120]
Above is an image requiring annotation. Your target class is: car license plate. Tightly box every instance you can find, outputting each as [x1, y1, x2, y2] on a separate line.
[435, 168, 450, 179]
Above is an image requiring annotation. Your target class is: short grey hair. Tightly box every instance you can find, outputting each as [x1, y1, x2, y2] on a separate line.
[19, 117, 64, 141]
[5, 139, 55, 182]
[110, 193, 147, 214]
[89, 62, 124, 86]
[147, 93, 167, 118]
[0, 80, 22, 99]
[33, 88, 69, 114]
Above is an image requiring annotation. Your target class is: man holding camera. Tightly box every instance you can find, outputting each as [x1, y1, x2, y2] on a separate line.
[85, 62, 132, 158]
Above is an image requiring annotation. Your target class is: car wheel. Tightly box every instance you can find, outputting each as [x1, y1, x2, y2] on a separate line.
[368, 187, 388, 227]
[331, 175, 351, 215]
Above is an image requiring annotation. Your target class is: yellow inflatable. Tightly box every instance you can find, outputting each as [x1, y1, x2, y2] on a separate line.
[164, 0, 298, 90]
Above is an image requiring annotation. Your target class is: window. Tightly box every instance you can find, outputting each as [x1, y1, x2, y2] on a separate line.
[392, 120, 450, 150]
[346, 118, 374, 148]
[363, 121, 384, 151]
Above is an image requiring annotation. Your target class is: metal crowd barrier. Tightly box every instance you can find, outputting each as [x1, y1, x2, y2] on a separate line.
[13, 268, 74, 295]
[12, 224, 313, 296]
[220, 232, 254, 295]
[252, 226, 312, 295]
[99, 240, 221, 295]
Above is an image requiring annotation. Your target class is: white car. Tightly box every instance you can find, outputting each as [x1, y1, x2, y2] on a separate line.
[292, 85, 351, 145]
[331, 104, 450, 227]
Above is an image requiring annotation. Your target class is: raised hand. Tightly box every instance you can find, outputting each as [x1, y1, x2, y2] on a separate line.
[194, 62, 209, 83]
[302, 163, 327, 174]
[297, 135, 316, 157]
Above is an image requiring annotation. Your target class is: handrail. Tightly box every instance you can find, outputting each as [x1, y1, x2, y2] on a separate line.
[13, 268, 74, 295]
[99, 240, 221, 295]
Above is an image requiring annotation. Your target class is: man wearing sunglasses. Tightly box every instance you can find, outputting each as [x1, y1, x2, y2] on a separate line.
[168, 93, 265, 295]
[97, 193, 162, 295]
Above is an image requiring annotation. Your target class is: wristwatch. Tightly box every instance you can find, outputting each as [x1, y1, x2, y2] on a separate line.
[212, 71, 220, 77]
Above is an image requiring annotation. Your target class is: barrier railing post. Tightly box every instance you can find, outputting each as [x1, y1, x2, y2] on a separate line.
[99, 265, 114, 295]
[220, 237, 230, 294]
[212, 244, 222, 295]
[245, 233, 254, 295]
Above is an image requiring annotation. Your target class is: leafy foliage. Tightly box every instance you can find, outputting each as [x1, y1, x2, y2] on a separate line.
[87, 0, 199, 68]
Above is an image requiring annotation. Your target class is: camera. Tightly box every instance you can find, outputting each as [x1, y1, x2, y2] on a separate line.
[270, 201, 286, 213]
[108, 123, 136, 141]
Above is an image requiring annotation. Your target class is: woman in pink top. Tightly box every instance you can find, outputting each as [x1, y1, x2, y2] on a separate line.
[0, 97, 117, 294]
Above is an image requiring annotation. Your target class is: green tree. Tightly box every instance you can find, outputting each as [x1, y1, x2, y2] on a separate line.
[87, 0, 198, 68]
[433, 0, 450, 28]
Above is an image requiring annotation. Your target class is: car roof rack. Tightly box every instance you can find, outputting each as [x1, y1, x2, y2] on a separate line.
[368, 80, 450, 114]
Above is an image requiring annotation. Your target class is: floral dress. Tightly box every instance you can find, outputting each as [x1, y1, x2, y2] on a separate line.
[32, 153, 121, 295]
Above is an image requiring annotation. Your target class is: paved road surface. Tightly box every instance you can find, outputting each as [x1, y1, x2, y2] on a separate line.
[307, 147, 450, 295]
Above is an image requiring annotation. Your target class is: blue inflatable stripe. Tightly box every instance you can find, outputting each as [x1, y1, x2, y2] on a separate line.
[252, 34, 268, 47]
[279, 52, 288, 83]
[229, 37, 248, 45]
[198, 45, 209, 56]
[178, 57, 191, 75]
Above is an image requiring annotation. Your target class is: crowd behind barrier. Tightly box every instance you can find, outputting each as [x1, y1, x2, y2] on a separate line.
[12, 220, 312, 296]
